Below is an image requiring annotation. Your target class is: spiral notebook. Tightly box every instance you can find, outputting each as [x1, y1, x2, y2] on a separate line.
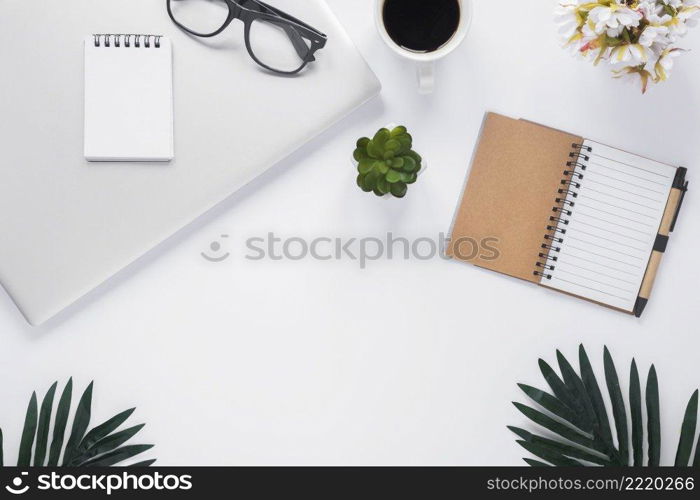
[448, 112, 688, 317]
[84, 34, 174, 161]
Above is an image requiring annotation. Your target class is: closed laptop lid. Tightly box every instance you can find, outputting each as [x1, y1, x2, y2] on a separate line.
[0, 0, 381, 325]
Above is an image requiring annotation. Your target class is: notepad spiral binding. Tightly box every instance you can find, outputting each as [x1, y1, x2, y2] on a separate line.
[533, 142, 592, 280]
[93, 34, 162, 49]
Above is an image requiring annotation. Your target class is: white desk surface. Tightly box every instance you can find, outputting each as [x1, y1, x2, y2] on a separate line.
[0, 0, 698, 465]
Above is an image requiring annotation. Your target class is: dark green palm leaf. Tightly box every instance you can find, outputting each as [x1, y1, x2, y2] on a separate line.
[518, 384, 580, 429]
[578, 345, 615, 457]
[513, 402, 603, 453]
[675, 390, 698, 466]
[82, 445, 154, 467]
[77, 408, 135, 454]
[48, 378, 73, 466]
[646, 366, 661, 467]
[556, 351, 597, 428]
[18, 392, 38, 466]
[630, 360, 644, 466]
[509, 426, 609, 465]
[62, 382, 93, 465]
[34, 382, 58, 467]
[70, 424, 145, 466]
[7, 379, 154, 468]
[516, 440, 583, 466]
[538, 359, 591, 432]
[604, 347, 629, 466]
[513, 347, 700, 468]
[523, 458, 550, 467]
[130, 459, 158, 467]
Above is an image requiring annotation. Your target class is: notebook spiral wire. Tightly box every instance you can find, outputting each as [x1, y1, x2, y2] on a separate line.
[533, 143, 592, 280]
[93, 34, 162, 48]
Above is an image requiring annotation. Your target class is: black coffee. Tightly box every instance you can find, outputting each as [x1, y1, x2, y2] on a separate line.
[383, 0, 461, 53]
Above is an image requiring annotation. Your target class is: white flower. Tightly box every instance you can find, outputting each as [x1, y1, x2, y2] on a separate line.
[555, 5, 582, 41]
[660, 0, 684, 9]
[638, 0, 664, 17]
[639, 25, 670, 46]
[679, 2, 700, 26]
[588, 2, 643, 36]
[556, 0, 698, 92]
[610, 44, 651, 66]
[654, 47, 684, 80]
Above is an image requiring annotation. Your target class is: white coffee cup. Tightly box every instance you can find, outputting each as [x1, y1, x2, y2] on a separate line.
[375, 0, 472, 94]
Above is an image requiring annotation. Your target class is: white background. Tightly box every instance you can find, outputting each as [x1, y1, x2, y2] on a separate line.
[0, 0, 698, 466]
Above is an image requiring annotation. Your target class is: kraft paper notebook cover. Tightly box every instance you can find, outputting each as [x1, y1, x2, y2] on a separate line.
[448, 112, 688, 317]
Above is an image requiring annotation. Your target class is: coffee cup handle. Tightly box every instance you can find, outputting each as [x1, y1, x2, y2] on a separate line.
[417, 62, 435, 95]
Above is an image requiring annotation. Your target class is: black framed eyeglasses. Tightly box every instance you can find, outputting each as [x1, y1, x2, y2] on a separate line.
[167, 0, 328, 75]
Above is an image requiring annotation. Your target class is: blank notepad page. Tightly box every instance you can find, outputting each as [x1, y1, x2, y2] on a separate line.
[543, 140, 676, 312]
[84, 34, 173, 161]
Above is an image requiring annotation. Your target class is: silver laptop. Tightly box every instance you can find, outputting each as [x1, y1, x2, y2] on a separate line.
[0, 0, 381, 325]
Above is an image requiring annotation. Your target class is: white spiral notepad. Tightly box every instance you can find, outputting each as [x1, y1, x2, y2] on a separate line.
[84, 34, 174, 161]
[543, 140, 677, 312]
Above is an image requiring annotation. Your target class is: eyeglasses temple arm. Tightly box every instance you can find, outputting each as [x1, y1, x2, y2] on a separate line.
[249, 0, 327, 39]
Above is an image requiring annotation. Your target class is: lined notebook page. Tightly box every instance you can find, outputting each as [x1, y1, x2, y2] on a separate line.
[542, 140, 676, 312]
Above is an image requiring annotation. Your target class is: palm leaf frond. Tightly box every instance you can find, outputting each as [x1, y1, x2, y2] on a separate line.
[130, 459, 158, 467]
[62, 382, 93, 465]
[513, 402, 601, 453]
[604, 347, 629, 465]
[646, 366, 661, 467]
[512, 346, 700, 467]
[7, 379, 154, 468]
[523, 458, 550, 467]
[578, 345, 615, 458]
[630, 360, 643, 466]
[556, 351, 597, 430]
[509, 426, 609, 465]
[77, 408, 136, 454]
[34, 382, 58, 466]
[676, 390, 698, 466]
[70, 424, 146, 466]
[82, 445, 154, 467]
[18, 392, 38, 466]
[48, 378, 73, 466]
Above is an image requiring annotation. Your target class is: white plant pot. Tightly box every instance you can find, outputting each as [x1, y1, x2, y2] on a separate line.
[352, 123, 427, 199]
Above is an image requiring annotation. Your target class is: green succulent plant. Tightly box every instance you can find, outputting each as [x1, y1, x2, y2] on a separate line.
[354, 126, 422, 199]
[1, 378, 155, 467]
[511, 345, 700, 467]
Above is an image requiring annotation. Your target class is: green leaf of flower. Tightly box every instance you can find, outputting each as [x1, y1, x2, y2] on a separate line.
[386, 169, 402, 184]
[356, 137, 370, 149]
[377, 177, 390, 195]
[390, 126, 407, 137]
[357, 175, 372, 192]
[358, 159, 375, 175]
[367, 140, 382, 159]
[373, 128, 390, 147]
[390, 182, 408, 198]
[402, 156, 417, 172]
[385, 139, 401, 152]
[402, 173, 418, 184]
